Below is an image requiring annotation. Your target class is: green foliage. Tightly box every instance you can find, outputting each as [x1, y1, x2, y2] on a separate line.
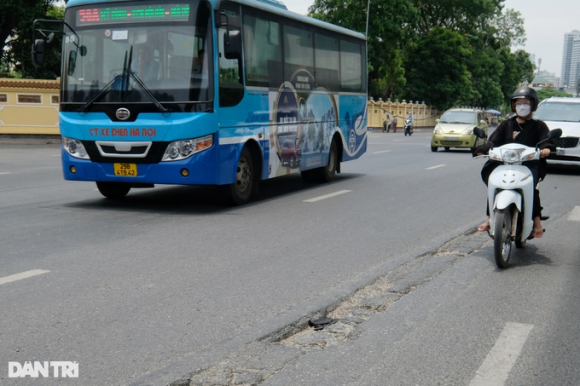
[310, 0, 415, 101]
[0, 0, 63, 79]
[405, 27, 473, 110]
[537, 88, 574, 101]
[498, 49, 534, 104]
[310, 0, 535, 110]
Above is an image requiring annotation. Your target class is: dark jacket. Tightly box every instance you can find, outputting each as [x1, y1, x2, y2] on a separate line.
[473, 116, 557, 179]
[473, 116, 556, 155]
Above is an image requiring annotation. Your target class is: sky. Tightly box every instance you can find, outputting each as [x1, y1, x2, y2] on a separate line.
[282, 0, 578, 78]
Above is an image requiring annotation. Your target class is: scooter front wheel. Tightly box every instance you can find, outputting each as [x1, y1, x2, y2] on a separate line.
[493, 209, 512, 268]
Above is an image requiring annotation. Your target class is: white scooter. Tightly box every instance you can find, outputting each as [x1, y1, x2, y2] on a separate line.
[473, 127, 561, 268]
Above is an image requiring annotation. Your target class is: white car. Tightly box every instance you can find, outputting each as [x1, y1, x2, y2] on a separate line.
[534, 97, 580, 167]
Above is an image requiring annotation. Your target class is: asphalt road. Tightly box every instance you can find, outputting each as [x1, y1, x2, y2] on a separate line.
[0, 131, 579, 385]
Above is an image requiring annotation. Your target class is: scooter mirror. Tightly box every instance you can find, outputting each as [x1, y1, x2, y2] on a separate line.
[473, 127, 487, 139]
[548, 128, 562, 139]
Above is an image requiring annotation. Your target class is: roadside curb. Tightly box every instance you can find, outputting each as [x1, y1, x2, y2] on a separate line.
[0, 135, 61, 145]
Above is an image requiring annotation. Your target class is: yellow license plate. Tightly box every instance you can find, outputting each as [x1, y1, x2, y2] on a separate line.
[113, 163, 138, 177]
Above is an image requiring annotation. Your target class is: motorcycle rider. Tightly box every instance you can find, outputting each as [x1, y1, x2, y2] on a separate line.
[474, 85, 556, 238]
[405, 113, 413, 135]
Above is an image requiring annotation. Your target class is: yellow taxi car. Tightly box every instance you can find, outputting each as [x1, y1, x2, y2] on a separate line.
[431, 108, 489, 152]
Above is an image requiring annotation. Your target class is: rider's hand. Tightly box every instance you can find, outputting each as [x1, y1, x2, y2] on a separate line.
[473, 144, 488, 157]
[540, 149, 551, 158]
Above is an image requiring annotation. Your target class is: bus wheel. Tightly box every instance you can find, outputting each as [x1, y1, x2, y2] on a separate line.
[96, 182, 131, 199]
[316, 139, 338, 182]
[229, 147, 254, 205]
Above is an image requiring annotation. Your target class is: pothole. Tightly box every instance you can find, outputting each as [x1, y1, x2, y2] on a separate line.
[279, 230, 489, 350]
[179, 230, 490, 386]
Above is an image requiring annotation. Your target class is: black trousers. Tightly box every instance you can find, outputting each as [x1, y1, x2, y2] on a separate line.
[480, 160, 542, 218]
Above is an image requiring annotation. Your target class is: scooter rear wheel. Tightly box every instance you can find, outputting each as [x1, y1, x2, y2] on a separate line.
[493, 208, 512, 268]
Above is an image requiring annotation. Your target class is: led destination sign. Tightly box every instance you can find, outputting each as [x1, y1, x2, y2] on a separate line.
[76, 4, 190, 26]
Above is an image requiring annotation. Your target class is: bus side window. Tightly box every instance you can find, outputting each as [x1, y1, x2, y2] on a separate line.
[340, 39, 364, 92]
[243, 12, 282, 88]
[218, 3, 244, 107]
[315, 33, 339, 91]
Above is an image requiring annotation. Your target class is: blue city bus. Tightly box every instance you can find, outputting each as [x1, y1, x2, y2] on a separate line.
[33, 0, 368, 204]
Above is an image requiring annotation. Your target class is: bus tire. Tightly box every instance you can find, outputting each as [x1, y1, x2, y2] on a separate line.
[96, 182, 131, 199]
[316, 138, 338, 182]
[228, 146, 254, 205]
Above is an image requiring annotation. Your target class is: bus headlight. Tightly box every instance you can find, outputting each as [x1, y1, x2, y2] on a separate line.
[162, 134, 213, 161]
[62, 137, 89, 159]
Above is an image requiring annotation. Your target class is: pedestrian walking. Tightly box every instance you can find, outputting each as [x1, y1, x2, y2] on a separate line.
[392, 114, 398, 133]
[383, 111, 391, 132]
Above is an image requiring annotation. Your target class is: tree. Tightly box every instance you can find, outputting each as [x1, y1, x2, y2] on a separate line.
[413, 0, 502, 34]
[404, 0, 533, 110]
[309, 0, 416, 100]
[490, 8, 526, 49]
[0, 0, 62, 78]
[468, 45, 504, 109]
[537, 88, 573, 102]
[498, 49, 534, 104]
[404, 27, 473, 110]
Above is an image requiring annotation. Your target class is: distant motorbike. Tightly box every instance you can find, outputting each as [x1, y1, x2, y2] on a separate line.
[404, 119, 413, 136]
[473, 127, 562, 268]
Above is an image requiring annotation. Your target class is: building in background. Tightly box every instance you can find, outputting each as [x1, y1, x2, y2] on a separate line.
[560, 30, 580, 90]
[531, 70, 560, 90]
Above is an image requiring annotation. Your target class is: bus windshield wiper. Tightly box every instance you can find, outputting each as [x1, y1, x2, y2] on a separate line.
[127, 69, 169, 114]
[79, 48, 169, 114]
[79, 50, 130, 113]
[78, 76, 119, 113]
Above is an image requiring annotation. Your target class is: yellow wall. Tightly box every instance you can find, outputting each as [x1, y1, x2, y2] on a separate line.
[367, 99, 441, 128]
[0, 78, 60, 135]
[1, 78, 441, 134]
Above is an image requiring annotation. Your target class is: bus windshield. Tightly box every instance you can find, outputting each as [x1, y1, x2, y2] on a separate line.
[62, 0, 212, 106]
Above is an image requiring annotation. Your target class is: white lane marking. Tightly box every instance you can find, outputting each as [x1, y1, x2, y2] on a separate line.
[426, 164, 446, 170]
[373, 150, 392, 154]
[568, 206, 580, 222]
[0, 172, 10, 175]
[469, 322, 534, 386]
[0, 269, 51, 286]
[304, 190, 352, 203]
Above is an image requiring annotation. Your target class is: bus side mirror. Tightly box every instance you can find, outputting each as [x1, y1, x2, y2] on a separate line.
[224, 30, 241, 60]
[32, 39, 46, 68]
[215, 10, 228, 27]
[31, 19, 65, 68]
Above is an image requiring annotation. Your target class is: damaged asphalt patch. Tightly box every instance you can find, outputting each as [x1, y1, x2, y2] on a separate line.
[173, 230, 491, 386]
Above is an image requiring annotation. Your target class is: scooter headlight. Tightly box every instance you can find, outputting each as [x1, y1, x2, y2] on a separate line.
[500, 148, 524, 163]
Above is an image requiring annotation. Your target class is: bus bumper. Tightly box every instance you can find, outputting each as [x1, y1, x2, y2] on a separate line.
[61, 148, 223, 185]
